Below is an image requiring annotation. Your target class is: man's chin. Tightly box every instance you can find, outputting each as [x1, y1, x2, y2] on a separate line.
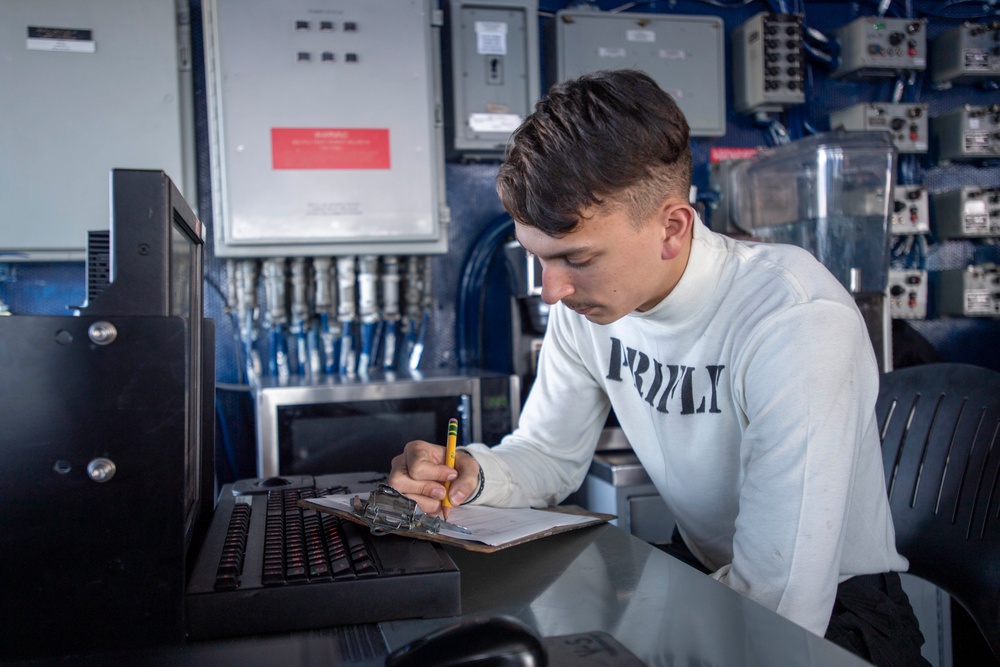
[579, 309, 617, 325]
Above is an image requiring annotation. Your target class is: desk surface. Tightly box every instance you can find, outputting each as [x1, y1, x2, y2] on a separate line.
[9, 523, 872, 667]
[384, 523, 872, 667]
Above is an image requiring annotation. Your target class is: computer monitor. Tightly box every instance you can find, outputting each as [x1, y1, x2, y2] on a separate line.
[0, 169, 214, 659]
[80, 168, 209, 549]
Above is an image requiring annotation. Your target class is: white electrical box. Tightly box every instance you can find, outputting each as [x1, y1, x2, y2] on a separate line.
[932, 104, 1000, 163]
[930, 21, 1000, 86]
[203, 0, 449, 258]
[444, 0, 539, 161]
[0, 0, 191, 261]
[830, 102, 929, 154]
[832, 16, 927, 79]
[888, 268, 928, 319]
[731, 12, 805, 116]
[891, 185, 930, 235]
[935, 264, 1000, 318]
[931, 187, 1000, 238]
[554, 10, 726, 137]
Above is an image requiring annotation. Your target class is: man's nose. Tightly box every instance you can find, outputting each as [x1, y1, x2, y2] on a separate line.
[540, 265, 574, 305]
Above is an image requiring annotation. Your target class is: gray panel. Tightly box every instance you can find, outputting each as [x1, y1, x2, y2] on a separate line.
[203, 0, 448, 257]
[832, 16, 927, 79]
[555, 10, 726, 137]
[0, 0, 188, 261]
[930, 22, 1000, 86]
[731, 12, 805, 115]
[446, 0, 539, 159]
[830, 102, 929, 154]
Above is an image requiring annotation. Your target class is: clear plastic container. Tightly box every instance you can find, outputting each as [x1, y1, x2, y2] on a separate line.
[731, 131, 896, 293]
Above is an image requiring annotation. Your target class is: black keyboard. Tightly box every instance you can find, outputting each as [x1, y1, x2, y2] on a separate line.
[213, 484, 379, 590]
[186, 473, 461, 640]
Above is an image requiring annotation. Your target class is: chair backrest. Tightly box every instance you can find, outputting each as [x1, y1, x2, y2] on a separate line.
[876, 363, 1000, 659]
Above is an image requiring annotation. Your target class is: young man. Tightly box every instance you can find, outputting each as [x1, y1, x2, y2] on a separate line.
[388, 69, 926, 665]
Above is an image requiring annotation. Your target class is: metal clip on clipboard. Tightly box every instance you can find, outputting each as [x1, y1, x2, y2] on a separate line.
[351, 483, 471, 536]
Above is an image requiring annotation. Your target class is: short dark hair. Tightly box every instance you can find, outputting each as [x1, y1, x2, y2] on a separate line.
[496, 69, 692, 235]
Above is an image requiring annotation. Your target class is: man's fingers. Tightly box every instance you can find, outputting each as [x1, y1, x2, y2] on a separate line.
[444, 451, 481, 508]
[387, 443, 481, 517]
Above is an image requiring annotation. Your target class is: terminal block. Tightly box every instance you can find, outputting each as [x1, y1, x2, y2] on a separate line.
[832, 16, 927, 79]
[931, 187, 1000, 238]
[830, 102, 928, 153]
[929, 21, 1000, 86]
[932, 104, 1000, 162]
[891, 185, 930, 235]
[935, 264, 1000, 318]
[887, 269, 928, 319]
[732, 12, 805, 115]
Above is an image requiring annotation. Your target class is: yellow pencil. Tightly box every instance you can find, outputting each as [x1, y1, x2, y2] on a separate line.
[441, 417, 459, 508]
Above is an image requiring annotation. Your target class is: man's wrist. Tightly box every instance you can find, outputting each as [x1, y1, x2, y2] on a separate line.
[461, 452, 485, 505]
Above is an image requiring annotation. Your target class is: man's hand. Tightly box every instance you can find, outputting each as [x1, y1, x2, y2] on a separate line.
[388, 440, 481, 518]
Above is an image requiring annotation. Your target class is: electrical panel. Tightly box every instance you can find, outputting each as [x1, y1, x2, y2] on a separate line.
[0, 0, 191, 261]
[203, 0, 449, 258]
[935, 264, 1000, 318]
[731, 12, 805, 116]
[829, 103, 929, 153]
[888, 269, 928, 319]
[553, 10, 727, 137]
[832, 16, 927, 79]
[929, 21, 1000, 86]
[932, 104, 1000, 163]
[444, 0, 539, 161]
[891, 185, 930, 235]
[931, 186, 1000, 238]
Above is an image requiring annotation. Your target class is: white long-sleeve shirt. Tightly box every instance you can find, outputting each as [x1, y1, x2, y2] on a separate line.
[465, 215, 907, 636]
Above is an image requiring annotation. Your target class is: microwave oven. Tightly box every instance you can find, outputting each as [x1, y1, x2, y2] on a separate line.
[254, 370, 521, 478]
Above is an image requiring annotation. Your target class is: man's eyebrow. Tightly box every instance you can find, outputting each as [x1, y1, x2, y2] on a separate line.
[514, 237, 593, 261]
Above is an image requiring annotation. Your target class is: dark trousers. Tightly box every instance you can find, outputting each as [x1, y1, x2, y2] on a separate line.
[659, 532, 930, 667]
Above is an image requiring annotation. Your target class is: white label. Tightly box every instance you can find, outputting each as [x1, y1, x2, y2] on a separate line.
[659, 49, 687, 60]
[468, 113, 522, 133]
[964, 214, 989, 233]
[598, 47, 627, 58]
[26, 26, 95, 53]
[968, 117, 981, 130]
[965, 290, 993, 314]
[475, 21, 507, 55]
[626, 29, 655, 43]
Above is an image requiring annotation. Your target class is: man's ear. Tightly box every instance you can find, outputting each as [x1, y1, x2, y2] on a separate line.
[659, 203, 695, 260]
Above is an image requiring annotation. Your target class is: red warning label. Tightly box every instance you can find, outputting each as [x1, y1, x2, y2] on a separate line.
[709, 147, 760, 163]
[271, 128, 391, 170]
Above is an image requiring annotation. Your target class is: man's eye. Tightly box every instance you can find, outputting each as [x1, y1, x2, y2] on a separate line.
[565, 257, 591, 268]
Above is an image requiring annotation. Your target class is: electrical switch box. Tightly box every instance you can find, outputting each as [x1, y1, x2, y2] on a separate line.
[0, 0, 191, 261]
[888, 269, 928, 319]
[935, 264, 1000, 318]
[203, 0, 449, 257]
[732, 12, 805, 116]
[832, 16, 927, 79]
[553, 9, 726, 137]
[830, 102, 929, 153]
[891, 185, 930, 235]
[929, 21, 1000, 86]
[931, 187, 1000, 238]
[444, 0, 539, 161]
[932, 104, 1000, 163]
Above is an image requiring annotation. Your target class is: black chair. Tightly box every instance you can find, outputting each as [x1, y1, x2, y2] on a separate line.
[876, 363, 1000, 660]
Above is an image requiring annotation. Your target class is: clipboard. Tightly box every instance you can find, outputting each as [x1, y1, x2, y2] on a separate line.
[299, 484, 614, 554]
